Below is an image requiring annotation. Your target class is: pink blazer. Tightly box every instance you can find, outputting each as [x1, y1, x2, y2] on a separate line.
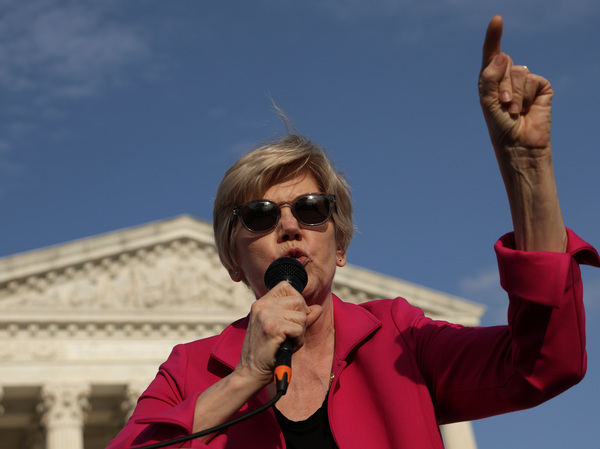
[107, 229, 599, 448]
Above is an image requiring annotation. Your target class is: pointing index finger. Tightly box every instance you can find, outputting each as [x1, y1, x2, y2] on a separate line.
[481, 15, 504, 73]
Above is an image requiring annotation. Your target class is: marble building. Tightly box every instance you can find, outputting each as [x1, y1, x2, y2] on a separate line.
[0, 215, 485, 449]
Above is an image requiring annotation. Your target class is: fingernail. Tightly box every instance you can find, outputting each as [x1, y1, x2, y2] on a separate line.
[494, 53, 505, 66]
[509, 103, 520, 114]
[501, 91, 511, 103]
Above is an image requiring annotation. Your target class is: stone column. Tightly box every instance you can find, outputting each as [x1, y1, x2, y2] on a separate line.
[121, 380, 147, 422]
[38, 382, 91, 449]
[440, 422, 478, 449]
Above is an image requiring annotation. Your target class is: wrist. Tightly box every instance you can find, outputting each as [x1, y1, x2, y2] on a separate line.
[231, 364, 272, 394]
[497, 146, 566, 252]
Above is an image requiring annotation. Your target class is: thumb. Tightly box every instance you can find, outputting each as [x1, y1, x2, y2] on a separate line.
[305, 305, 324, 328]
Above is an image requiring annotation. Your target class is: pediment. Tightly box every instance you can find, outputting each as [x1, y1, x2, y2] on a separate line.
[0, 215, 254, 315]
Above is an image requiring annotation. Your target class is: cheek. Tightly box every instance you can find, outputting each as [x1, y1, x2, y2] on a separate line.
[310, 248, 339, 281]
[235, 236, 274, 282]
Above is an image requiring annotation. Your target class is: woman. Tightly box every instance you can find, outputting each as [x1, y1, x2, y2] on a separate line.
[107, 16, 599, 449]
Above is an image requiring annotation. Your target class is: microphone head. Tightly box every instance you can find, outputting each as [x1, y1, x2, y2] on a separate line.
[264, 257, 308, 293]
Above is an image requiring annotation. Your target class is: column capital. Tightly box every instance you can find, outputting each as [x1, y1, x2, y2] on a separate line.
[38, 382, 91, 428]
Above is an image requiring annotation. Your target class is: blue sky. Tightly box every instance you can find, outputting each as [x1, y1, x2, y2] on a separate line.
[1, 1, 599, 447]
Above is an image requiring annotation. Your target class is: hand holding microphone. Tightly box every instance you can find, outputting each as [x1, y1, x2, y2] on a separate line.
[264, 257, 308, 395]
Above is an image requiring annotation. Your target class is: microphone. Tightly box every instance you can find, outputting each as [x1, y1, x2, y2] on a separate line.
[264, 257, 308, 394]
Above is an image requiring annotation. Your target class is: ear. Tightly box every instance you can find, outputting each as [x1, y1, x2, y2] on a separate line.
[336, 250, 347, 267]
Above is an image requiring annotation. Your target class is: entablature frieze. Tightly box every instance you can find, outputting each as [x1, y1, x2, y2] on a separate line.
[0, 232, 254, 316]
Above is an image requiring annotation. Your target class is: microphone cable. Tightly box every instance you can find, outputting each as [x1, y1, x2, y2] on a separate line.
[132, 390, 283, 449]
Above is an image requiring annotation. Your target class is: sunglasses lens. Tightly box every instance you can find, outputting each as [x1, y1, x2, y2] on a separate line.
[240, 201, 278, 232]
[294, 195, 331, 225]
[236, 194, 334, 232]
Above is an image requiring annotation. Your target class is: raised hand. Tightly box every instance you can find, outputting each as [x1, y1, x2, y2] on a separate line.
[479, 15, 553, 154]
[478, 15, 566, 252]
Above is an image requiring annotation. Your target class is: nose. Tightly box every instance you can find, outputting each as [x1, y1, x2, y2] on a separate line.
[277, 205, 302, 242]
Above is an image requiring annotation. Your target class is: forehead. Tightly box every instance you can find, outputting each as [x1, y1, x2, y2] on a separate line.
[260, 170, 320, 201]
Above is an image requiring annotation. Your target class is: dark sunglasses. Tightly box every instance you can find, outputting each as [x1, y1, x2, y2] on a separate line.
[233, 193, 336, 233]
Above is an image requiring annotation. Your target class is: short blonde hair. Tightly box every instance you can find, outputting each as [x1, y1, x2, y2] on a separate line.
[213, 134, 354, 275]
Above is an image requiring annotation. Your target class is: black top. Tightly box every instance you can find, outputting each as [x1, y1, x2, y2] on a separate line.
[273, 395, 337, 449]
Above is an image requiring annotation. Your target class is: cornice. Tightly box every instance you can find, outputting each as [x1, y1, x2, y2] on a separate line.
[0, 215, 212, 284]
[334, 264, 484, 324]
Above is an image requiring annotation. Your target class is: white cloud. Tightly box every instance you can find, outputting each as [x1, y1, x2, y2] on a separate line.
[460, 265, 600, 325]
[581, 270, 600, 312]
[0, 0, 156, 195]
[0, 1, 151, 100]
[459, 267, 507, 325]
[460, 269, 499, 293]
